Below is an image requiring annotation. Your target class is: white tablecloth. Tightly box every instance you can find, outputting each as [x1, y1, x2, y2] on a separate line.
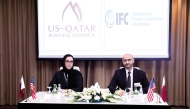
[20, 91, 169, 105]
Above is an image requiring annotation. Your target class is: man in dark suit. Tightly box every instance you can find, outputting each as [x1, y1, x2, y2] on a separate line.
[108, 53, 149, 96]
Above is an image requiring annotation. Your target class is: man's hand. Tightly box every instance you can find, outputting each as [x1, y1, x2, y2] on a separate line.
[115, 90, 126, 96]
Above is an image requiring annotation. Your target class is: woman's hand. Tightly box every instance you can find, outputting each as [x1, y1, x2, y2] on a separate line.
[62, 89, 68, 93]
[67, 89, 72, 93]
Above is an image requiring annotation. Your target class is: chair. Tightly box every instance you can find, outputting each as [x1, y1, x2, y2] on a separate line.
[59, 66, 80, 71]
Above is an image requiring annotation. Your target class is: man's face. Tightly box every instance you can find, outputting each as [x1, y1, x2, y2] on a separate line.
[122, 54, 134, 70]
[64, 56, 73, 70]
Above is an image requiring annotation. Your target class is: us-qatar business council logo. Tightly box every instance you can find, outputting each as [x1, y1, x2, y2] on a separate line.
[48, 1, 96, 37]
[62, 1, 82, 23]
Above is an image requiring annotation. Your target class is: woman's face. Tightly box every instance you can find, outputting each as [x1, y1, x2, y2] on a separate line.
[64, 56, 73, 70]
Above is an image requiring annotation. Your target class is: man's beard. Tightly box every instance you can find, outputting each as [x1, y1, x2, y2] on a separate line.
[124, 64, 132, 69]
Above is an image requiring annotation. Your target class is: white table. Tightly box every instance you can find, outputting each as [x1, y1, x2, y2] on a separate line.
[18, 91, 171, 109]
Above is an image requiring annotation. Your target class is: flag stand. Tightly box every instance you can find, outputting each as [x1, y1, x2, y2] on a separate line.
[25, 75, 33, 102]
[25, 98, 30, 102]
[155, 92, 162, 104]
[25, 86, 31, 102]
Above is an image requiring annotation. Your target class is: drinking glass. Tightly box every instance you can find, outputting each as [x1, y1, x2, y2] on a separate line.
[47, 86, 52, 94]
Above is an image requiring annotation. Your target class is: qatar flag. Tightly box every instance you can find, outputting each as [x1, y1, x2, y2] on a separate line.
[18, 75, 25, 98]
[161, 76, 168, 102]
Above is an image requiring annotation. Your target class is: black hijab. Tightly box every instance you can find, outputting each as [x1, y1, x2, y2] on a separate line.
[62, 54, 74, 74]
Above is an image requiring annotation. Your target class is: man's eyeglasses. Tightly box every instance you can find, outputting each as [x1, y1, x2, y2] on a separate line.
[122, 59, 132, 62]
[65, 60, 73, 63]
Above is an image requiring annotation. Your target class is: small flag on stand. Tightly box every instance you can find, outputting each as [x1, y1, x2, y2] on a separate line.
[161, 76, 168, 102]
[30, 76, 37, 99]
[18, 75, 25, 98]
[147, 77, 156, 102]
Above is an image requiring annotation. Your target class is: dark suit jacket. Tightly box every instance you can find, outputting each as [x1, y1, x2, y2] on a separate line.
[49, 69, 83, 92]
[108, 67, 149, 94]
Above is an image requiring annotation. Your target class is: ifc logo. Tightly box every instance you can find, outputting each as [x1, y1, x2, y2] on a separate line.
[105, 10, 114, 28]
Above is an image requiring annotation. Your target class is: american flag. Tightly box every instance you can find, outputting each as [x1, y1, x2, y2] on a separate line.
[30, 76, 37, 99]
[147, 77, 156, 102]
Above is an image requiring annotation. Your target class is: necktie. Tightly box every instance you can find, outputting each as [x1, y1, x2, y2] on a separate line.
[126, 72, 131, 92]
